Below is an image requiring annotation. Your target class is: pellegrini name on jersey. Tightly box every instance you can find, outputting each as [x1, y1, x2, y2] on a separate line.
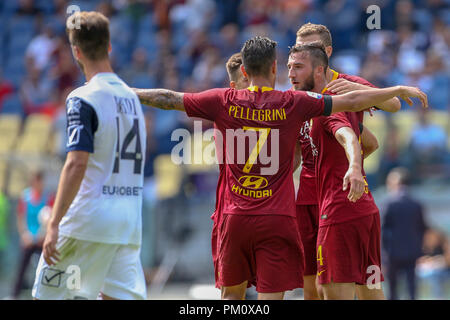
[228, 105, 287, 122]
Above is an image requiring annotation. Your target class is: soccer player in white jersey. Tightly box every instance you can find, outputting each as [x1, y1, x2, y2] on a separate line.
[32, 11, 147, 300]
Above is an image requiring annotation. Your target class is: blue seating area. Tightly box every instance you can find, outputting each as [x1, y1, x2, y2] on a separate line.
[0, 0, 448, 185]
[0, 0, 448, 111]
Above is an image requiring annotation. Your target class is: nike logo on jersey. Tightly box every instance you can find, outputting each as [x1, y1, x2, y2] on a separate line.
[317, 270, 325, 276]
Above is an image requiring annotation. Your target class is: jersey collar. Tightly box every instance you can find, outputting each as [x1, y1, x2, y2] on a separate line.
[321, 68, 339, 93]
[92, 72, 117, 79]
[247, 85, 274, 92]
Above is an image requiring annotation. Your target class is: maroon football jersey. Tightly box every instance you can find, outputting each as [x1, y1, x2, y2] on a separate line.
[295, 70, 377, 206]
[184, 86, 331, 217]
[311, 108, 379, 226]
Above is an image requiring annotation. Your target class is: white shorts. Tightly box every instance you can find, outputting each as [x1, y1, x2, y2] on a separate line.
[32, 236, 147, 300]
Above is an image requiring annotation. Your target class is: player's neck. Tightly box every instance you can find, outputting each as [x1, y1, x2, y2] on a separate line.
[326, 67, 334, 83]
[247, 76, 274, 90]
[82, 59, 114, 82]
[313, 76, 328, 94]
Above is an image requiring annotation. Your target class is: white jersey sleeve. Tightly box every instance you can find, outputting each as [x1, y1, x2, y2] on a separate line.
[65, 97, 98, 153]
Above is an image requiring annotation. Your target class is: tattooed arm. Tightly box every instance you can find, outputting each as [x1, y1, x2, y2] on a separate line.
[133, 89, 185, 112]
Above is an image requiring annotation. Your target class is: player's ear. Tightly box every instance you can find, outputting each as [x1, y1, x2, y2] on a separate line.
[73, 45, 83, 60]
[229, 81, 236, 89]
[316, 65, 325, 77]
[271, 60, 277, 75]
[240, 65, 249, 78]
[108, 42, 112, 53]
[326, 46, 332, 58]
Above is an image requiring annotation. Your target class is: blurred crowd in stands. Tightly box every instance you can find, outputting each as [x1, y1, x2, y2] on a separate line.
[0, 0, 448, 182]
[0, 0, 449, 188]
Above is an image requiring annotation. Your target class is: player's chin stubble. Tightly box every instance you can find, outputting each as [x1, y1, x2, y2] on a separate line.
[299, 71, 315, 91]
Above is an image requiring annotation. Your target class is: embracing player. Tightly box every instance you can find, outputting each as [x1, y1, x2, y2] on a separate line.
[290, 39, 427, 299]
[293, 23, 403, 300]
[133, 36, 426, 300]
[211, 52, 249, 291]
[290, 56, 379, 300]
[32, 11, 147, 300]
[296, 23, 401, 112]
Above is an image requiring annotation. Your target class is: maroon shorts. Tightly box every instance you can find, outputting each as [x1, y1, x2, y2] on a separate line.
[296, 204, 319, 276]
[217, 214, 304, 293]
[212, 211, 254, 289]
[212, 212, 255, 289]
[211, 212, 220, 288]
[316, 212, 384, 285]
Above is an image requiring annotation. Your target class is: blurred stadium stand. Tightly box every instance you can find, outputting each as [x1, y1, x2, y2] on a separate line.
[0, 0, 449, 299]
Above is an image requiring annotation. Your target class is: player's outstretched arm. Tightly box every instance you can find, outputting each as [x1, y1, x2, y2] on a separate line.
[360, 124, 379, 159]
[327, 79, 401, 113]
[335, 127, 365, 203]
[330, 85, 428, 114]
[133, 88, 185, 112]
[43, 151, 89, 266]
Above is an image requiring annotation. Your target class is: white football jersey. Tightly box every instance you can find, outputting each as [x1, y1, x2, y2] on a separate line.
[59, 73, 147, 245]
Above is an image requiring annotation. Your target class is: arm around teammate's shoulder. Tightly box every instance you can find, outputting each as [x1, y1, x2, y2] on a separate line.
[134, 87, 228, 122]
[327, 78, 401, 113]
[328, 85, 428, 114]
[133, 88, 185, 112]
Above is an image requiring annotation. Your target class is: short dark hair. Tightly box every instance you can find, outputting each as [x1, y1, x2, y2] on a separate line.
[66, 11, 110, 61]
[241, 36, 277, 77]
[226, 53, 243, 82]
[289, 42, 329, 74]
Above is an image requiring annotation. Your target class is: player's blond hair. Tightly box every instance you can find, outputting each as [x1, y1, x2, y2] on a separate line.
[226, 53, 243, 82]
[296, 23, 332, 47]
[66, 11, 110, 61]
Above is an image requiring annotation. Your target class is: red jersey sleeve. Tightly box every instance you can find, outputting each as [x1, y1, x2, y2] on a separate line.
[292, 90, 332, 122]
[183, 88, 229, 121]
[322, 112, 353, 136]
